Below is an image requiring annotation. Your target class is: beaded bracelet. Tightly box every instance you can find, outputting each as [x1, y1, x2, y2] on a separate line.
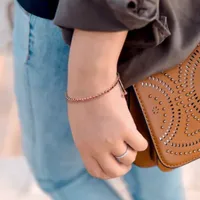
[65, 74, 127, 103]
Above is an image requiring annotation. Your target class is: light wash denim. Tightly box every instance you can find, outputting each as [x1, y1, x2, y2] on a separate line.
[13, 2, 185, 200]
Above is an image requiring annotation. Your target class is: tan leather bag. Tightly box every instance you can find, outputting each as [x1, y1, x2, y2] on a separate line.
[128, 44, 200, 172]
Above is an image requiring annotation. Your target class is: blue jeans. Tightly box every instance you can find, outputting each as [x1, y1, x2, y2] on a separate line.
[13, 2, 185, 200]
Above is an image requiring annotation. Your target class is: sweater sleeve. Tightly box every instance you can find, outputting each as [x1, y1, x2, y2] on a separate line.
[53, 0, 173, 87]
[54, 0, 159, 33]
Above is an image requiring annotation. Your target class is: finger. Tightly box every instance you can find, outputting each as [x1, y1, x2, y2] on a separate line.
[125, 129, 148, 151]
[111, 141, 137, 166]
[116, 146, 137, 166]
[111, 140, 129, 157]
[81, 154, 110, 179]
[96, 153, 132, 178]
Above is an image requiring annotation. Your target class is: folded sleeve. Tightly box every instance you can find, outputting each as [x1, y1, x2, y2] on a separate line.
[54, 0, 159, 32]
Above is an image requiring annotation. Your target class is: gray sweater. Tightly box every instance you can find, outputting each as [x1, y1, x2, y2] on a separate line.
[54, 0, 200, 88]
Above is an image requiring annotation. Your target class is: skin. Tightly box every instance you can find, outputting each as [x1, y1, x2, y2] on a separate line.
[68, 30, 148, 179]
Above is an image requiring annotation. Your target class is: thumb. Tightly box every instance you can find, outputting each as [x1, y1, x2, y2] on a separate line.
[125, 128, 148, 152]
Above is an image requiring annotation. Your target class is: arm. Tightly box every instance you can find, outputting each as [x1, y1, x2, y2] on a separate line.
[54, 0, 159, 35]
[53, 0, 158, 179]
[68, 30, 127, 96]
[68, 30, 148, 179]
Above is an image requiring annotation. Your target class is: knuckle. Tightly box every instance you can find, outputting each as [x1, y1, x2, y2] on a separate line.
[130, 158, 136, 164]
[129, 157, 135, 164]
[101, 175, 110, 180]
[132, 156, 136, 162]
[125, 159, 134, 166]
[104, 136, 116, 146]
[104, 134, 121, 147]
[104, 170, 115, 178]
[132, 153, 137, 161]
[113, 165, 132, 177]
[124, 152, 137, 164]
[87, 169, 97, 177]
[106, 170, 118, 178]
[90, 171, 101, 179]
[124, 161, 133, 166]
[93, 171, 102, 178]
[89, 170, 108, 180]
[98, 172, 108, 179]
[86, 166, 101, 178]
[109, 170, 124, 178]
[127, 166, 132, 173]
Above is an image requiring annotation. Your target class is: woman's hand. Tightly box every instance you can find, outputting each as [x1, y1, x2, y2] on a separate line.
[68, 79, 148, 179]
[67, 30, 148, 179]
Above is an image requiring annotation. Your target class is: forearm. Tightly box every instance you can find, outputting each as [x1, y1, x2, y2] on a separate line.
[68, 30, 128, 96]
[66, 31, 147, 181]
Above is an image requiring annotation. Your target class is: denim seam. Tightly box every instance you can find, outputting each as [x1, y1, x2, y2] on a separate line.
[25, 15, 51, 181]
[25, 15, 34, 64]
[24, 15, 37, 175]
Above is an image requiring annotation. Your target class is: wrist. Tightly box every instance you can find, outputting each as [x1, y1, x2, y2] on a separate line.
[67, 29, 127, 97]
[68, 65, 118, 97]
